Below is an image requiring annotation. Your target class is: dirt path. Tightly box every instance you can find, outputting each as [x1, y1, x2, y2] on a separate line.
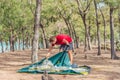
[0, 47, 120, 80]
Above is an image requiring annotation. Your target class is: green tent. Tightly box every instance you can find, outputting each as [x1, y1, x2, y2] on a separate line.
[18, 51, 91, 75]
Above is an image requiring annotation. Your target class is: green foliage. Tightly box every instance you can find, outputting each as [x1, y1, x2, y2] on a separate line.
[0, 0, 120, 48]
[103, 0, 120, 8]
[0, 0, 34, 41]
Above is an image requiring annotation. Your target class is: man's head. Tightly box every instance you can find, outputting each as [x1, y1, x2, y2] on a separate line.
[49, 36, 56, 44]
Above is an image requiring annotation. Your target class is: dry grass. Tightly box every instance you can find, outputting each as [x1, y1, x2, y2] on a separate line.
[0, 47, 120, 80]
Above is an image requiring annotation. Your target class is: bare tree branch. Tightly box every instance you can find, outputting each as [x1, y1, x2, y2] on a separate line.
[76, 0, 83, 16]
[84, 0, 92, 14]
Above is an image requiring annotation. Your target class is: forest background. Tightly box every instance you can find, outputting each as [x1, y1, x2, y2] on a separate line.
[0, 0, 120, 62]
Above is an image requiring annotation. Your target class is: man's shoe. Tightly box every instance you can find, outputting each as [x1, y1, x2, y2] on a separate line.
[71, 63, 78, 68]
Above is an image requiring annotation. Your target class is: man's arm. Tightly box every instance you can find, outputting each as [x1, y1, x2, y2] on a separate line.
[63, 39, 69, 45]
[46, 45, 53, 58]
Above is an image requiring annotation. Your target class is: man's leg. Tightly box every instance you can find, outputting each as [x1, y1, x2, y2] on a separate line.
[68, 50, 73, 64]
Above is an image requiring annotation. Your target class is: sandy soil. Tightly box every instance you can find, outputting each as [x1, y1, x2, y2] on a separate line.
[0, 47, 120, 80]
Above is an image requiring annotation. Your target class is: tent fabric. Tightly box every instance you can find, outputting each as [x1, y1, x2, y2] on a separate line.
[18, 51, 91, 75]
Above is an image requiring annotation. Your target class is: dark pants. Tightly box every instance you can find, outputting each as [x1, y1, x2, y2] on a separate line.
[59, 42, 74, 51]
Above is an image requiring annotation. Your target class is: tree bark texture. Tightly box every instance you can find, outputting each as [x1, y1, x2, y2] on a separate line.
[32, 0, 41, 63]
[94, 0, 101, 55]
[110, 7, 116, 59]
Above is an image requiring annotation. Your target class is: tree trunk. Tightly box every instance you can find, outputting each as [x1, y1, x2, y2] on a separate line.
[22, 37, 25, 50]
[40, 23, 48, 48]
[67, 20, 74, 39]
[42, 33, 45, 49]
[99, 4, 107, 51]
[82, 15, 91, 51]
[57, 7, 72, 37]
[10, 30, 14, 52]
[0, 41, 4, 53]
[118, 8, 120, 40]
[18, 39, 21, 50]
[26, 35, 29, 49]
[94, 0, 101, 55]
[71, 23, 79, 48]
[88, 17, 92, 49]
[5, 41, 8, 51]
[110, 7, 117, 59]
[21, 27, 25, 50]
[60, 12, 79, 48]
[32, 0, 41, 63]
[75, 0, 92, 51]
[67, 20, 78, 48]
[62, 16, 72, 37]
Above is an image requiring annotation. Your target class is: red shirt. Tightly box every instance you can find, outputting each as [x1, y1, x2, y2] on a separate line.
[52, 34, 72, 46]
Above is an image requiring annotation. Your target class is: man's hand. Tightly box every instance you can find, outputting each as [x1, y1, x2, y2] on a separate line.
[45, 52, 50, 58]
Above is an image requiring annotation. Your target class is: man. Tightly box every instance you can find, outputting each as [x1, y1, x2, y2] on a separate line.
[46, 34, 73, 65]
